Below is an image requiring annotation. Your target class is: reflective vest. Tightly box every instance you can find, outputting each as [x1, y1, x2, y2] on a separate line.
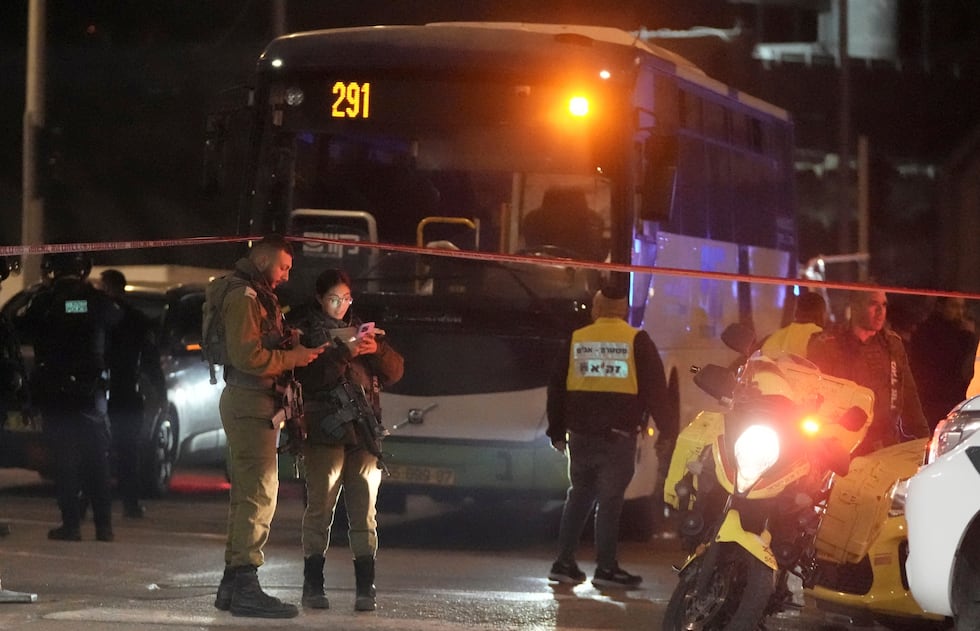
[566, 317, 639, 395]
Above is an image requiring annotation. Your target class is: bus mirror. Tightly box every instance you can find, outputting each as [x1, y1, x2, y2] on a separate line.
[640, 136, 677, 223]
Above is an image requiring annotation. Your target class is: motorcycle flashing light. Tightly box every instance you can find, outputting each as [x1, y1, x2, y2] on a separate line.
[800, 416, 821, 436]
[733, 424, 780, 493]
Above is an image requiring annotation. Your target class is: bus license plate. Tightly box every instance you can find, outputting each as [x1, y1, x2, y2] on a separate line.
[386, 464, 456, 486]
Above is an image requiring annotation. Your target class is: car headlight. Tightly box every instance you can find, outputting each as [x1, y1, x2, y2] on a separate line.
[927, 396, 980, 464]
[733, 424, 780, 493]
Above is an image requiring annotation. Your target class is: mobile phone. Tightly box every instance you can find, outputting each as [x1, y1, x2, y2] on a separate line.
[356, 322, 376, 339]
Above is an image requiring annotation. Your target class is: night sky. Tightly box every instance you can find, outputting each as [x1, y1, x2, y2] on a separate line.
[1, 1, 979, 283]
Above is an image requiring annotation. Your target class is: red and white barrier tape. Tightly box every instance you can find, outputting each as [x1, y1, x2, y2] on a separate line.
[1, 235, 977, 301]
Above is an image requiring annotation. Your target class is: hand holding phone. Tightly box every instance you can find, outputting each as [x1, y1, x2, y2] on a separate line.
[356, 322, 376, 340]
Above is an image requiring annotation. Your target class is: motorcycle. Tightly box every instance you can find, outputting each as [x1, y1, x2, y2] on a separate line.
[661, 323, 874, 630]
[805, 436, 950, 630]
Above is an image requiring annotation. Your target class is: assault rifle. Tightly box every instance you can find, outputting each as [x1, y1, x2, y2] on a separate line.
[273, 377, 306, 459]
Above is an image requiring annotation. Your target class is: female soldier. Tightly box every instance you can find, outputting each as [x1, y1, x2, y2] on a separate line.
[286, 268, 404, 612]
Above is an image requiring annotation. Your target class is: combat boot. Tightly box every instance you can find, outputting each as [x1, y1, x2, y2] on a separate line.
[229, 565, 299, 618]
[214, 566, 234, 611]
[353, 556, 376, 611]
[302, 554, 330, 609]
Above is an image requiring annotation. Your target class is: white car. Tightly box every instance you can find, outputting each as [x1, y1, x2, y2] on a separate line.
[904, 394, 980, 628]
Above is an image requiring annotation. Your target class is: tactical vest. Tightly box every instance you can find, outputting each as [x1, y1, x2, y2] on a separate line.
[565, 317, 639, 395]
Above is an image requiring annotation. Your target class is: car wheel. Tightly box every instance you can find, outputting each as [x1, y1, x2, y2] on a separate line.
[952, 523, 980, 631]
[141, 412, 177, 498]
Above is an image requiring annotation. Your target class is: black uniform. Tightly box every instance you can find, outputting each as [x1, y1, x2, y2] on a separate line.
[105, 295, 161, 515]
[24, 274, 122, 540]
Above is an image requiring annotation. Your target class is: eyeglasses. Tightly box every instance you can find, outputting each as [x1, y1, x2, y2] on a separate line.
[326, 294, 354, 307]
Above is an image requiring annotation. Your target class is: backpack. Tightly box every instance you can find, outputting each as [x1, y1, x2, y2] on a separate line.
[201, 274, 242, 384]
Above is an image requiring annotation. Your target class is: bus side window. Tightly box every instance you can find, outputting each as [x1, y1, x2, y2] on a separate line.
[640, 135, 678, 222]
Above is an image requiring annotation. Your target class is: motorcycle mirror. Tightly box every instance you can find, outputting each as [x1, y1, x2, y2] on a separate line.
[838, 405, 869, 432]
[693, 363, 737, 401]
[720, 322, 756, 357]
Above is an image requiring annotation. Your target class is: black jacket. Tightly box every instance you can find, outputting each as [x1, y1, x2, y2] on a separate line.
[286, 301, 404, 445]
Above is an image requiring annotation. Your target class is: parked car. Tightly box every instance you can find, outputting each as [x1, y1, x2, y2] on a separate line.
[903, 394, 980, 629]
[0, 281, 225, 496]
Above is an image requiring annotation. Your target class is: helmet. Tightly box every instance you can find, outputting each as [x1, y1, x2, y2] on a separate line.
[41, 251, 93, 280]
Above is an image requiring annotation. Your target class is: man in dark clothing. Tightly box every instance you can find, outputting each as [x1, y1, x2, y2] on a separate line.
[0, 256, 28, 425]
[808, 289, 930, 456]
[546, 285, 670, 588]
[100, 269, 163, 518]
[0, 256, 29, 537]
[23, 251, 122, 541]
[909, 297, 977, 430]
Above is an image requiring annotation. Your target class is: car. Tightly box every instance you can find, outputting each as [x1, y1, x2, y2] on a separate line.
[903, 394, 980, 628]
[0, 278, 226, 496]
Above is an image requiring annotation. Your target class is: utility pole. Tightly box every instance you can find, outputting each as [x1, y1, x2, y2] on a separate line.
[836, 0, 852, 258]
[21, 0, 46, 286]
[272, 0, 287, 38]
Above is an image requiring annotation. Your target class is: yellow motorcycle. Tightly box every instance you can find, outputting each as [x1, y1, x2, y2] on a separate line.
[805, 437, 950, 630]
[662, 323, 874, 630]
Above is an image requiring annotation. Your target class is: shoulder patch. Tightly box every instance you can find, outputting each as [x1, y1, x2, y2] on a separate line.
[243, 286, 257, 299]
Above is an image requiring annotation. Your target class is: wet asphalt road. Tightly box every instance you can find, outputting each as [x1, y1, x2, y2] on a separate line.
[0, 467, 899, 630]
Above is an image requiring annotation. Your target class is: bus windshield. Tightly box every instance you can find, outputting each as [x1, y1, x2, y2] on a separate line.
[259, 72, 619, 297]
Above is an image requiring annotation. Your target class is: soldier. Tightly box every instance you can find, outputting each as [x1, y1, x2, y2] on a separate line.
[209, 235, 324, 619]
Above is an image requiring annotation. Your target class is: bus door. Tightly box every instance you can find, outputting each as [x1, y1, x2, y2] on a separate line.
[279, 208, 378, 305]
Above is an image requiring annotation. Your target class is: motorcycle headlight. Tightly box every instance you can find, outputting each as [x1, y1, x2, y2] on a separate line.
[733, 424, 780, 492]
[927, 396, 980, 464]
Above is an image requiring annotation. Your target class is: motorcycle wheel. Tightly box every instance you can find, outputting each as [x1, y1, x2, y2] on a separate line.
[662, 543, 774, 631]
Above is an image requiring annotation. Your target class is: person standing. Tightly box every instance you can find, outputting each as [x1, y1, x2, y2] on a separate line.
[760, 291, 826, 359]
[286, 268, 403, 612]
[908, 297, 977, 429]
[23, 251, 122, 542]
[210, 235, 324, 619]
[0, 256, 29, 537]
[808, 289, 931, 455]
[99, 268, 162, 518]
[546, 285, 670, 588]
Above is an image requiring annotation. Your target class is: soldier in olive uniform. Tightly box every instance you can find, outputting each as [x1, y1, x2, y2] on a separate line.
[211, 235, 324, 619]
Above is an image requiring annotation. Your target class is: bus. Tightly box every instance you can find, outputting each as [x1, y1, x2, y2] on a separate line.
[204, 22, 796, 538]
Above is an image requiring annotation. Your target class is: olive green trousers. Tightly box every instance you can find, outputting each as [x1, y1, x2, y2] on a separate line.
[220, 385, 280, 568]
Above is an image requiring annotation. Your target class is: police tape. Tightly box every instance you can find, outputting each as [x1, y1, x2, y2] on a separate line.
[1, 234, 977, 301]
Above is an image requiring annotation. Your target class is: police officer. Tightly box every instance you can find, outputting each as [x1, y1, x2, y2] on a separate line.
[23, 251, 122, 542]
[100, 269, 162, 518]
[808, 289, 930, 455]
[0, 256, 28, 426]
[0, 255, 26, 540]
[211, 235, 323, 619]
[546, 285, 670, 588]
